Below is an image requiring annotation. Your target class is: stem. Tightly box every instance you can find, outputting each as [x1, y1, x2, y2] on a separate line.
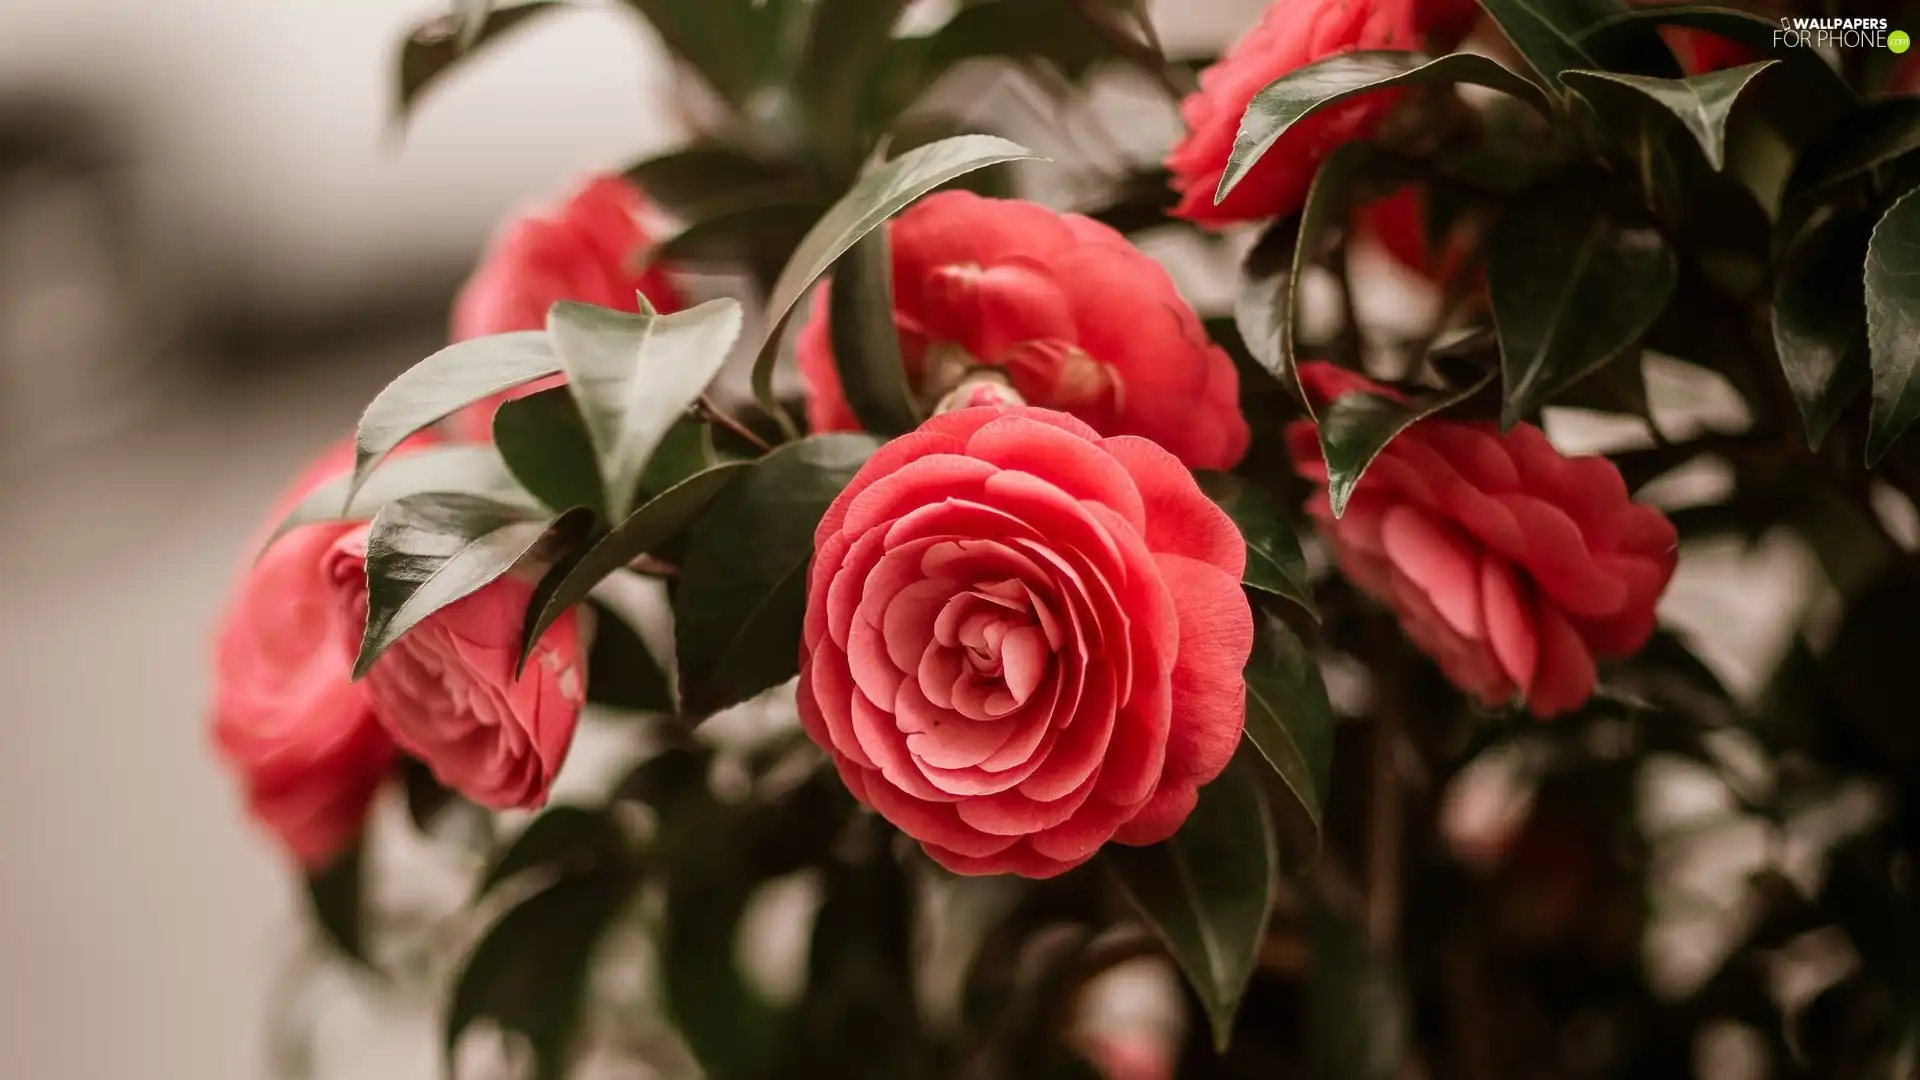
[699, 394, 773, 453]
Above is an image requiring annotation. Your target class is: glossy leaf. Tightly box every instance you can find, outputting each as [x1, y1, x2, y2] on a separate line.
[1474, 0, 1610, 89]
[621, 143, 801, 219]
[519, 463, 749, 672]
[828, 230, 920, 434]
[870, 0, 1125, 128]
[751, 135, 1042, 430]
[266, 444, 530, 553]
[618, 0, 790, 107]
[795, 0, 915, 160]
[548, 297, 745, 520]
[444, 865, 637, 1080]
[1786, 98, 1920, 202]
[479, 805, 626, 895]
[1242, 614, 1336, 849]
[1866, 188, 1920, 465]
[396, 2, 564, 118]
[303, 844, 368, 967]
[674, 435, 881, 718]
[1772, 210, 1874, 451]
[1560, 61, 1776, 170]
[350, 331, 559, 504]
[651, 200, 826, 276]
[583, 599, 675, 713]
[1320, 370, 1495, 518]
[492, 386, 606, 518]
[355, 493, 591, 679]
[1215, 51, 1549, 205]
[1487, 185, 1676, 428]
[1196, 472, 1316, 619]
[1104, 750, 1276, 1052]
[1579, 5, 1854, 110]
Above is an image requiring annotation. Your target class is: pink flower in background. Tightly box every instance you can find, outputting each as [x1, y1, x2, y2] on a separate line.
[1287, 363, 1677, 718]
[795, 192, 1248, 470]
[211, 439, 403, 867]
[450, 174, 684, 441]
[1354, 184, 1479, 289]
[323, 532, 586, 811]
[799, 407, 1253, 878]
[1166, 0, 1481, 226]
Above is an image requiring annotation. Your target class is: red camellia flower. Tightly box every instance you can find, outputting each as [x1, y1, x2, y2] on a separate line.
[1354, 184, 1478, 288]
[795, 191, 1249, 471]
[211, 440, 404, 867]
[799, 406, 1254, 878]
[323, 531, 587, 810]
[1166, 0, 1482, 225]
[1287, 363, 1677, 717]
[450, 174, 684, 440]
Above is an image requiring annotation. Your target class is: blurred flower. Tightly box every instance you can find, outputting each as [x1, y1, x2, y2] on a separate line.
[796, 191, 1248, 469]
[323, 532, 586, 810]
[1165, 0, 1481, 225]
[1287, 362, 1677, 717]
[1353, 184, 1480, 291]
[799, 407, 1252, 877]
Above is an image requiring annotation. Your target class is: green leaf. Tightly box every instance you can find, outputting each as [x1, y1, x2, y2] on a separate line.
[1307, 906, 1409, 1080]
[1866, 188, 1920, 465]
[617, 0, 793, 107]
[869, 0, 1127, 129]
[445, 865, 637, 1080]
[548, 297, 745, 520]
[1786, 98, 1920, 202]
[1196, 473, 1316, 619]
[1104, 750, 1276, 1052]
[1473, 0, 1612, 90]
[350, 331, 559, 504]
[1772, 210, 1874, 451]
[1242, 614, 1336, 852]
[1320, 370, 1495, 518]
[1487, 184, 1676, 428]
[492, 386, 606, 518]
[303, 843, 368, 967]
[651, 200, 827, 280]
[621, 143, 803, 220]
[828, 230, 921, 434]
[265, 444, 530, 553]
[480, 805, 626, 895]
[584, 598, 675, 713]
[1215, 51, 1549, 206]
[1578, 4, 1854, 111]
[1560, 61, 1776, 171]
[675, 435, 881, 718]
[354, 493, 592, 679]
[396, 2, 564, 118]
[519, 463, 750, 672]
[751, 135, 1043, 432]
[795, 0, 916, 162]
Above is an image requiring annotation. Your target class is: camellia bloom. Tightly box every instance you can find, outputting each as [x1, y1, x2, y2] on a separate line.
[1287, 363, 1677, 717]
[1354, 184, 1477, 287]
[795, 191, 1249, 470]
[1166, 0, 1482, 225]
[799, 406, 1253, 878]
[324, 532, 587, 811]
[210, 440, 402, 867]
[450, 174, 684, 440]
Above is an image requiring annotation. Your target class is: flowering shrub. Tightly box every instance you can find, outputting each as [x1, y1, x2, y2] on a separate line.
[210, 1, 1920, 1077]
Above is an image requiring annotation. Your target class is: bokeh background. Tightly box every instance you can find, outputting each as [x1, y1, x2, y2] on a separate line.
[0, 2, 1814, 1077]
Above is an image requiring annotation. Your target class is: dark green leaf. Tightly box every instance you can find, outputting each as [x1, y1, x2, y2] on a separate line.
[1785, 98, 1920, 202]
[1560, 61, 1776, 170]
[651, 200, 827, 278]
[583, 598, 674, 713]
[480, 805, 626, 895]
[751, 135, 1042, 431]
[1196, 472, 1316, 619]
[1772, 209, 1874, 451]
[795, 0, 915, 162]
[397, 2, 564, 118]
[355, 494, 591, 679]
[675, 435, 881, 718]
[638, 415, 724, 497]
[444, 866, 637, 1080]
[265, 444, 530, 553]
[828, 230, 920, 435]
[621, 143, 802, 220]
[1216, 51, 1549, 206]
[1579, 5, 1854, 113]
[548, 297, 745, 520]
[869, 0, 1126, 129]
[350, 331, 559, 504]
[520, 463, 749, 672]
[1307, 906, 1408, 1080]
[304, 843, 368, 967]
[492, 386, 606, 517]
[1473, 0, 1612, 89]
[1242, 614, 1335, 853]
[617, 0, 791, 107]
[1320, 371, 1494, 518]
[1866, 188, 1920, 464]
[1487, 184, 1676, 428]
[1104, 750, 1276, 1052]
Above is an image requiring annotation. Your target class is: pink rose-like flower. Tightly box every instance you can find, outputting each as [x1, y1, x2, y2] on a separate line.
[1287, 363, 1677, 717]
[796, 192, 1249, 471]
[323, 531, 586, 810]
[1166, 0, 1480, 225]
[450, 174, 685, 440]
[211, 440, 406, 867]
[799, 406, 1254, 878]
